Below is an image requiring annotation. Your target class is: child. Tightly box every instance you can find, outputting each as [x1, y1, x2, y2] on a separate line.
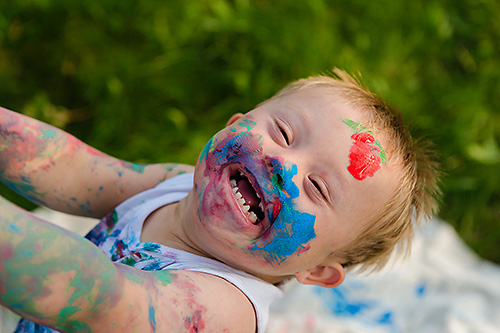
[0, 70, 440, 332]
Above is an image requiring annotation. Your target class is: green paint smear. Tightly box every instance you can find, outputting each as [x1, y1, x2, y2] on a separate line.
[1, 179, 46, 205]
[40, 129, 57, 139]
[342, 118, 387, 163]
[58, 305, 82, 321]
[55, 320, 92, 332]
[238, 119, 256, 132]
[154, 270, 174, 286]
[122, 162, 146, 173]
[0, 211, 124, 329]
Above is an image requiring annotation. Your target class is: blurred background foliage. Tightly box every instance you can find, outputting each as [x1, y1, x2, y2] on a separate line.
[0, 0, 499, 262]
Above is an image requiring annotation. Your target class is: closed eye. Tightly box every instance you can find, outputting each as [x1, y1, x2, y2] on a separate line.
[309, 177, 327, 200]
[277, 124, 290, 146]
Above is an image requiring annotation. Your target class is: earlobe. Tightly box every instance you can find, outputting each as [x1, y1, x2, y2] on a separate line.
[226, 113, 244, 127]
[295, 263, 345, 288]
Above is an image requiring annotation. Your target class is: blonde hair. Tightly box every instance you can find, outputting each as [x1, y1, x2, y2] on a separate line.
[270, 69, 441, 272]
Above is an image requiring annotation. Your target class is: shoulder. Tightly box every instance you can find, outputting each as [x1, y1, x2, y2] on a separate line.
[84, 265, 257, 333]
[174, 270, 257, 332]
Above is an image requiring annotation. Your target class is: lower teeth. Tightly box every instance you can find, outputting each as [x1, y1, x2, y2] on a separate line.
[248, 211, 258, 223]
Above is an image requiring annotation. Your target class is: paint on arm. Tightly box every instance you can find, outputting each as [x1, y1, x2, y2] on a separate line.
[0, 107, 193, 217]
[0, 196, 253, 332]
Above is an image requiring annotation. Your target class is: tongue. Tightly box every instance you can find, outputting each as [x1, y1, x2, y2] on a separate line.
[236, 178, 260, 208]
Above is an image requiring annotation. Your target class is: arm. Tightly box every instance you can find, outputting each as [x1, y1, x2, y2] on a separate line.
[0, 107, 194, 218]
[0, 196, 256, 332]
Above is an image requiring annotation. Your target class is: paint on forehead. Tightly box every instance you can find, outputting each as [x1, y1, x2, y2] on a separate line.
[342, 119, 386, 181]
[342, 119, 387, 163]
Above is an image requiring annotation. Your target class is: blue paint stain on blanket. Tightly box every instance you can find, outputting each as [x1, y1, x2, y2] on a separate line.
[314, 283, 396, 331]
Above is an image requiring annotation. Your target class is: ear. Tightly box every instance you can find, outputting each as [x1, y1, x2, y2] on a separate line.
[226, 113, 244, 127]
[295, 263, 345, 288]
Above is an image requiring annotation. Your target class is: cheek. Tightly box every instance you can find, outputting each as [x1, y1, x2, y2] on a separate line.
[196, 129, 263, 225]
[249, 158, 316, 266]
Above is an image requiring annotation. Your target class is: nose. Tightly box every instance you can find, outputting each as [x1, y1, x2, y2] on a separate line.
[264, 155, 300, 199]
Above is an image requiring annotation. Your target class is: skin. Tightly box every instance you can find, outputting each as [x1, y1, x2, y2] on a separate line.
[0, 86, 402, 330]
[153, 86, 401, 286]
[0, 196, 254, 332]
[0, 107, 193, 218]
[0, 107, 254, 331]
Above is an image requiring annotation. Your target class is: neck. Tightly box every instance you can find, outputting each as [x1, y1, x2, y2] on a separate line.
[153, 190, 293, 286]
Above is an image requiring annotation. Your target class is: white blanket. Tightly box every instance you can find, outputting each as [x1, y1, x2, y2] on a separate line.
[268, 218, 500, 333]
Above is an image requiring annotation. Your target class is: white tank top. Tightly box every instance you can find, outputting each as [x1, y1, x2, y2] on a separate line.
[86, 173, 283, 332]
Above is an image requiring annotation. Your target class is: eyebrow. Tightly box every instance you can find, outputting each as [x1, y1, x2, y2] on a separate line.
[284, 103, 311, 135]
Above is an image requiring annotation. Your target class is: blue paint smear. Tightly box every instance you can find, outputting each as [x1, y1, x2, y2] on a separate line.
[314, 285, 397, 331]
[199, 128, 225, 163]
[199, 136, 214, 162]
[1, 179, 46, 206]
[143, 242, 161, 253]
[20, 176, 31, 183]
[415, 283, 427, 297]
[250, 158, 316, 264]
[78, 200, 93, 215]
[149, 305, 156, 332]
[200, 122, 316, 265]
[8, 223, 22, 235]
[323, 287, 371, 317]
[378, 312, 394, 325]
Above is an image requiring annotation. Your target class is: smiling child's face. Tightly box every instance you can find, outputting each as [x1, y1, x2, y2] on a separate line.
[190, 86, 401, 286]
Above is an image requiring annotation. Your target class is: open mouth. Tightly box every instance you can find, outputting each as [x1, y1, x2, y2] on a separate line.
[230, 170, 265, 224]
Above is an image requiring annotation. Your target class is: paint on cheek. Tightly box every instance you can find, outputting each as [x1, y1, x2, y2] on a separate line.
[198, 120, 316, 265]
[238, 119, 257, 132]
[197, 127, 262, 221]
[342, 119, 387, 181]
[198, 118, 257, 164]
[250, 157, 316, 265]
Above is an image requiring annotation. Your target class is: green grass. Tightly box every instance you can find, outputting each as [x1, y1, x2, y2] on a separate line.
[1, 0, 499, 263]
